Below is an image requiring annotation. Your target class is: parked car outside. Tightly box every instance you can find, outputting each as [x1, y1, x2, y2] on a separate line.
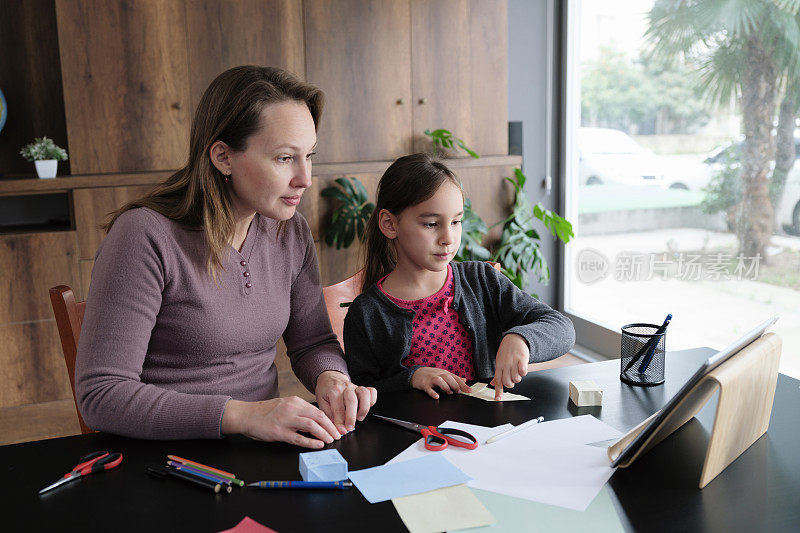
[578, 127, 666, 187]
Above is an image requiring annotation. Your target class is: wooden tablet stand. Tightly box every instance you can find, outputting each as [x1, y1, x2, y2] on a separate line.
[608, 333, 782, 488]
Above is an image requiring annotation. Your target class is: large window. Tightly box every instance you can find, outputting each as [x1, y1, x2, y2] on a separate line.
[563, 0, 799, 378]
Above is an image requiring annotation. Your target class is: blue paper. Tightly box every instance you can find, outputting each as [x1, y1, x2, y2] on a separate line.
[348, 454, 471, 504]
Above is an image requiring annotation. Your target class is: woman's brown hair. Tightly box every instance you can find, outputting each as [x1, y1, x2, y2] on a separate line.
[360, 153, 463, 292]
[104, 65, 324, 279]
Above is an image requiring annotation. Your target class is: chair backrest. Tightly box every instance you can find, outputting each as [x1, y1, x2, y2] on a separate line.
[322, 270, 365, 350]
[322, 262, 501, 349]
[49, 285, 92, 434]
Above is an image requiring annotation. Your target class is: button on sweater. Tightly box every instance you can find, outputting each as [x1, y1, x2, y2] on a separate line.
[75, 208, 348, 439]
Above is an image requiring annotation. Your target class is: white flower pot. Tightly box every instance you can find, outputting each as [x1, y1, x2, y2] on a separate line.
[35, 159, 58, 178]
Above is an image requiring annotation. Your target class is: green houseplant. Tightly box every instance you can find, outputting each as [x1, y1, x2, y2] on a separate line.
[20, 136, 68, 178]
[320, 177, 375, 249]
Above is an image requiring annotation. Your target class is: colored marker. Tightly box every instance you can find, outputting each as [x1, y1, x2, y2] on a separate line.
[247, 481, 353, 489]
[167, 455, 244, 486]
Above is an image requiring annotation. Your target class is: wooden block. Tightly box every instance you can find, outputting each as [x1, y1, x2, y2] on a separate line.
[569, 380, 603, 407]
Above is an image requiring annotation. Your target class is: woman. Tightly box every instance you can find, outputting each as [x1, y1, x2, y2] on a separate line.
[75, 66, 376, 448]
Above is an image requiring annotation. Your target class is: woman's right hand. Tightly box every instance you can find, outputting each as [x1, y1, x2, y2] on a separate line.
[410, 367, 472, 399]
[221, 397, 341, 448]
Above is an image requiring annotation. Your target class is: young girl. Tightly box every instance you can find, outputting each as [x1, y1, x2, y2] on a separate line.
[343, 153, 575, 400]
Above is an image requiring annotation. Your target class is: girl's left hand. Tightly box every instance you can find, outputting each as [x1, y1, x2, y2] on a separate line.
[315, 371, 377, 435]
[491, 333, 530, 400]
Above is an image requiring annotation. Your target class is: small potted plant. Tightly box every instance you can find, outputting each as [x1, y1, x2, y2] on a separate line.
[19, 136, 68, 178]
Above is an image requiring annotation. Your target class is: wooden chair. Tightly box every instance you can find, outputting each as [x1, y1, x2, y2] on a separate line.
[49, 285, 93, 434]
[322, 263, 502, 349]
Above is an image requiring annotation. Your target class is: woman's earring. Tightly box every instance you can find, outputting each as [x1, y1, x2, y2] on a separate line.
[223, 172, 230, 183]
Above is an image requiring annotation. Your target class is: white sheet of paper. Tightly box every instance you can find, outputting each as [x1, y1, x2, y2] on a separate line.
[483, 415, 623, 446]
[464, 382, 530, 401]
[454, 436, 616, 511]
[387, 417, 622, 511]
[392, 485, 495, 533]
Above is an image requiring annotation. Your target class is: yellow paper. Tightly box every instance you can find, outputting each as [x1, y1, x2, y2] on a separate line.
[392, 484, 495, 533]
[464, 382, 530, 401]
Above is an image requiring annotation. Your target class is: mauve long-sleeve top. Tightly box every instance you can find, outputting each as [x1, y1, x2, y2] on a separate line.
[75, 207, 348, 439]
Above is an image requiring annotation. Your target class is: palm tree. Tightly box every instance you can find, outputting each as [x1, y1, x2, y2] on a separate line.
[646, 0, 800, 257]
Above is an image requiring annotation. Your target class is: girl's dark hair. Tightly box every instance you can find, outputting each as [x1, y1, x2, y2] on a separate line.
[104, 65, 324, 280]
[361, 153, 463, 292]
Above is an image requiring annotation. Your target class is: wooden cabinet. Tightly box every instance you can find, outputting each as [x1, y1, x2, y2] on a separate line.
[305, 0, 507, 163]
[305, 0, 413, 163]
[55, 0, 192, 174]
[411, 0, 508, 155]
[184, 0, 305, 114]
[0, 232, 80, 409]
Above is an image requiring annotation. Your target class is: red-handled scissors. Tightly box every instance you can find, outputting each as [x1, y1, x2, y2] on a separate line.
[373, 414, 478, 451]
[39, 450, 123, 494]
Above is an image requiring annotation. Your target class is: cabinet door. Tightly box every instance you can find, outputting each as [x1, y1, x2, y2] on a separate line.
[411, 0, 508, 156]
[185, 0, 305, 115]
[0, 232, 80, 324]
[55, 0, 191, 174]
[304, 0, 413, 163]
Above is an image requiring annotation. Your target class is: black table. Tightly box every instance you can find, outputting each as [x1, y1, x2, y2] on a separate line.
[3, 349, 799, 532]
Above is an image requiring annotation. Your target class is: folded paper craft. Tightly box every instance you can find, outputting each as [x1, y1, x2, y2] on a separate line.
[299, 449, 348, 482]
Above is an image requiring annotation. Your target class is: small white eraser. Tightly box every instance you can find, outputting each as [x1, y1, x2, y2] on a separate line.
[299, 449, 348, 482]
[569, 380, 603, 406]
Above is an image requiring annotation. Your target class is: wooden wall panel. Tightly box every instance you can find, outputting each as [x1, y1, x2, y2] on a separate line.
[411, 0, 508, 156]
[185, 0, 305, 115]
[0, 321, 72, 408]
[73, 185, 155, 260]
[459, 165, 516, 248]
[55, 0, 191, 174]
[305, 0, 413, 163]
[0, 0, 70, 176]
[0, 232, 80, 323]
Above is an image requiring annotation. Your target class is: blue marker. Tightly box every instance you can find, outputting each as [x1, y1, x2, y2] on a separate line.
[247, 480, 352, 489]
[638, 314, 672, 373]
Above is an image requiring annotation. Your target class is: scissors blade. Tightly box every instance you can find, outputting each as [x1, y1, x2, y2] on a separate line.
[39, 473, 79, 495]
[372, 414, 425, 434]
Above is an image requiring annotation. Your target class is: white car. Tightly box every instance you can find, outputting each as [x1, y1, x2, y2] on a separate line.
[578, 127, 666, 186]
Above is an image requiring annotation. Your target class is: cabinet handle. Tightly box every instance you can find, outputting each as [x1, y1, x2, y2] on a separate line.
[418, 97, 428, 105]
[396, 98, 405, 105]
[172, 102, 183, 110]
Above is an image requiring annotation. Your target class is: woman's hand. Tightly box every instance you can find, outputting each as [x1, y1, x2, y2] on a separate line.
[315, 371, 377, 435]
[491, 333, 530, 400]
[221, 397, 341, 448]
[410, 367, 472, 399]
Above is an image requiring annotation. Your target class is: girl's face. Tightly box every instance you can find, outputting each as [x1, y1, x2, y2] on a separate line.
[225, 100, 317, 221]
[381, 181, 464, 274]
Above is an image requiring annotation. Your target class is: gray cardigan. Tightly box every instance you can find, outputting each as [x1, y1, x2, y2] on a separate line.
[343, 261, 575, 392]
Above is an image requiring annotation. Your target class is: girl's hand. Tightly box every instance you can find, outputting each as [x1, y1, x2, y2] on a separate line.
[411, 367, 472, 399]
[315, 370, 377, 435]
[491, 333, 530, 400]
[221, 397, 341, 448]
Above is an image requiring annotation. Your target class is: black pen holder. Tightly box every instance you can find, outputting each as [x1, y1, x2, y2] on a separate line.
[620, 323, 666, 386]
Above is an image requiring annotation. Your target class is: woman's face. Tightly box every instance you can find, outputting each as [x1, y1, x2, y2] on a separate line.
[227, 100, 317, 221]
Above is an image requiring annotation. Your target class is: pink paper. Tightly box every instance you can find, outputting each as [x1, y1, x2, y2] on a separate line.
[218, 516, 278, 533]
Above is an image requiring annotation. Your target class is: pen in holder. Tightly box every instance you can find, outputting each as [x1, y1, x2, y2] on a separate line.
[620, 322, 667, 386]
